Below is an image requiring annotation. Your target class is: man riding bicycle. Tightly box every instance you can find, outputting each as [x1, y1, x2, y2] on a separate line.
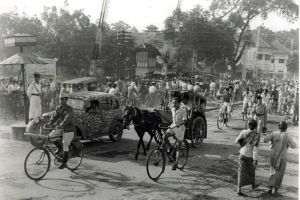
[45, 93, 74, 169]
[220, 87, 232, 122]
[166, 97, 187, 170]
[242, 87, 253, 120]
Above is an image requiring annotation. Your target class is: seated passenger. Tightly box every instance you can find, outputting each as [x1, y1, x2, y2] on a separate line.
[180, 94, 191, 119]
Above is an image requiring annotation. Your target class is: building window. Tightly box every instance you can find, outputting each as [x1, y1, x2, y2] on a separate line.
[279, 59, 285, 63]
[257, 54, 263, 60]
[271, 59, 274, 63]
[265, 55, 271, 60]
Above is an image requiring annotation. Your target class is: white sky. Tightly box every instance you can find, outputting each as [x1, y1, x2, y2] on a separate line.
[0, 0, 298, 31]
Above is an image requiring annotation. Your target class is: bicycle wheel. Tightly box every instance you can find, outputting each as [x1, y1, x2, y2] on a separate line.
[24, 148, 50, 180]
[146, 148, 165, 181]
[66, 142, 83, 170]
[217, 113, 225, 130]
[177, 140, 189, 170]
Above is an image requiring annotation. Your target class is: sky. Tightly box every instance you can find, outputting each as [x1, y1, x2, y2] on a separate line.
[0, 0, 299, 32]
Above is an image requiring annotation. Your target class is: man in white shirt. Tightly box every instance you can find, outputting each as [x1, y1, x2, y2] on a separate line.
[210, 80, 216, 98]
[187, 80, 194, 91]
[181, 80, 188, 90]
[194, 82, 201, 93]
[109, 83, 119, 96]
[242, 87, 253, 120]
[167, 97, 187, 170]
[234, 81, 240, 101]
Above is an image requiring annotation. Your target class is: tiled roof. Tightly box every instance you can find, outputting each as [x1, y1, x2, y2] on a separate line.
[251, 34, 271, 48]
[270, 40, 290, 54]
[136, 42, 161, 57]
[146, 25, 159, 30]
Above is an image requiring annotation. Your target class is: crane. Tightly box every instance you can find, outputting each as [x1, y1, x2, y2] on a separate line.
[89, 0, 109, 76]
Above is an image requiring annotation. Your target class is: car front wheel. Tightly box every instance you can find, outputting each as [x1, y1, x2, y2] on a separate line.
[109, 121, 123, 142]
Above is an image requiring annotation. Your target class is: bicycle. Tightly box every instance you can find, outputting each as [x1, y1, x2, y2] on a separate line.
[242, 102, 250, 121]
[217, 104, 229, 130]
[146, 124, 189, 181]
[24, 127, 83, 180]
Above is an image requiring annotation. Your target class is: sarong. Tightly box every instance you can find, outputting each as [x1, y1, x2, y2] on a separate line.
[269, 158, 287, 189]
[238, 155, 255, 187]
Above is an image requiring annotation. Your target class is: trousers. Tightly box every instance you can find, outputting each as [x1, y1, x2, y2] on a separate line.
[49, 129, 74, 151]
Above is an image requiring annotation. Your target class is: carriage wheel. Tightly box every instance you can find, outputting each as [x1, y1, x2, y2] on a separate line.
[191, 117, 205, 148]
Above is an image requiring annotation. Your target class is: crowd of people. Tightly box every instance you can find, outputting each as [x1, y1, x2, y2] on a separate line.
[10, 72, 298, 196]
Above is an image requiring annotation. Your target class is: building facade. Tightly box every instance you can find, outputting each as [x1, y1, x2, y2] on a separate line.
[135, 42, 161, 77]
[240, 36, 290, 80]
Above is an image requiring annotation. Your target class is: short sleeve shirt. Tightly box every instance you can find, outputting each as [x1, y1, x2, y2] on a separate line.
[171, 107, 187, 125]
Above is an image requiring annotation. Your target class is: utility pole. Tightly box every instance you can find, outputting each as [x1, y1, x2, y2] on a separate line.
[254, 26, 261, 79]
[117, 30, 131, 80]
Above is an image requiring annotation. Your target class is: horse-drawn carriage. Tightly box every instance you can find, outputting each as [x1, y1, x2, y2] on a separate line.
[157, 89, 207, 147]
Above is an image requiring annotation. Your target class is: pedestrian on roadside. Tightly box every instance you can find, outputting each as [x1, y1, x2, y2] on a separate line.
[210, 80, 216, 99]
[27, 72, 42, 121]
[59, 83, 69, 98]
[187, 80, 193, 91]
[235, 119, 260, 195]
[263, 121, 296, 196]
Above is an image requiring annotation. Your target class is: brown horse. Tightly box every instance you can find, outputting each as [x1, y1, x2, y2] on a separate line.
[123, 107, 163, 160]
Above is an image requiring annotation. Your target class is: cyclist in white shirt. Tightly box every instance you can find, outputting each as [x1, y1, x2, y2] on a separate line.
[242, 87, 253, 120]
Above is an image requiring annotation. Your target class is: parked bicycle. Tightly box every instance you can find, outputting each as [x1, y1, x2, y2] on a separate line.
[24, 126, 83, 180]
[146, 124, 189, 181]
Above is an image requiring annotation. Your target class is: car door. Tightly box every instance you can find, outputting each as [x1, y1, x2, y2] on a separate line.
[99, 97, 114, 134]
[82, 99, 104, 138]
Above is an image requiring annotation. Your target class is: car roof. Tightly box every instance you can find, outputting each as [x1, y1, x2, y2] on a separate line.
[63, 77, 97, 85]
[68, 91, 116, 101]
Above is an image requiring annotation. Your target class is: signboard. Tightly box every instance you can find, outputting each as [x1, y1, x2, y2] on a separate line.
[4, 35, 37, 47]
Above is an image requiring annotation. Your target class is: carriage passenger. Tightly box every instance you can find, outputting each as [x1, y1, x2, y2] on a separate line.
[181, 94, 192, 119]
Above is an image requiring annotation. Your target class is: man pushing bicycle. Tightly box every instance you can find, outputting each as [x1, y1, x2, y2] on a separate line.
[45, 93, 74, 169]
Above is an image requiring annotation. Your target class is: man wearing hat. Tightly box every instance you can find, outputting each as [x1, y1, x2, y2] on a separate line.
[46, 93, 74, 169]
[251, 96, 267, 134]
[27, 72, 42, 121]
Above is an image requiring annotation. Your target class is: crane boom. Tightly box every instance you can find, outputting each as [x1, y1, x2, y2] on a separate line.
[89, 0, 109, 76]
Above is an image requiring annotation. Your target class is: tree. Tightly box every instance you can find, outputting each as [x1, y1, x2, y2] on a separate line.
[164, 6, 235, 73]
[0, 12, 44, 58]
[40, 6, 97, 77]
[287, 52, 299, 73]
[111, 21, 132, 32]
[209, 0, 299, 75]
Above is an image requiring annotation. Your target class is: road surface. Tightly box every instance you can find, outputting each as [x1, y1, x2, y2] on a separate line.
[0, 105, 298, 200]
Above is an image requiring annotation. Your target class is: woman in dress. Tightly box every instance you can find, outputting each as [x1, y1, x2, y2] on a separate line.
[263, 121, 296, 196]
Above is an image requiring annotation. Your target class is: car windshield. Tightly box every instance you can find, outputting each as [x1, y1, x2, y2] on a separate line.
[67, 98, 85, 110]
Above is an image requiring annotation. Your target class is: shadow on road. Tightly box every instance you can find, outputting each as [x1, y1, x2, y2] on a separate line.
[35, 178, 95, 192]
